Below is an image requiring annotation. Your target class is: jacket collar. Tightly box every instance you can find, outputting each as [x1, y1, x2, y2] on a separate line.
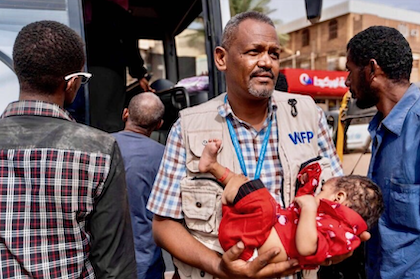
[1, 100, 75, 122]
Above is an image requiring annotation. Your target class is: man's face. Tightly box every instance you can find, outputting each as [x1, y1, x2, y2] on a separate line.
[345, 52, 379, 109]
[224, 19, 280, 99]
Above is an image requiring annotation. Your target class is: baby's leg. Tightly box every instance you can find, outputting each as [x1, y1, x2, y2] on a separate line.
[199, 139, 237, 190]
[198, 139, 222, 173]
[258, 228, 288, 263]
[222, 174, 249, 204]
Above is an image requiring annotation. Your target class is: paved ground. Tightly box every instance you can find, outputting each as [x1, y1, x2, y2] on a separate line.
[342, 151, 371, 175]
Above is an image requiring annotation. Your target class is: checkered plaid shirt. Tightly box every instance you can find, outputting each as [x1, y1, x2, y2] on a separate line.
[0, 101, 136, 278]
[147, 98, 342, 279]
[148, 98, 342, 218]
[147, 97, 342, 279]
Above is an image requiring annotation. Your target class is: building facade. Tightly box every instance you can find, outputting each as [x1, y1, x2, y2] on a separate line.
[279, 0, 420, 83]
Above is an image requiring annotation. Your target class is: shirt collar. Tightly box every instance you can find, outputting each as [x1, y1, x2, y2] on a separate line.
[217, 95, 278, 121]
[1, 100, 75, 122]
[369, 84, 420, 136]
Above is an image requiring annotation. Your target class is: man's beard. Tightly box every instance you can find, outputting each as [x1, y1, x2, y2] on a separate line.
[248, 83, 273, 98]
[356, 91, 378, 109]
[248, 69, 275, 98]
[355, 73, 379, 109]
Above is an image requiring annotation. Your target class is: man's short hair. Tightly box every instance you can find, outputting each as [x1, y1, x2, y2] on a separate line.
[128, 93, 165, 130]
[221, 11, 275, 50]
[347, 26, 413, 83]
[13, 20, 85, 94]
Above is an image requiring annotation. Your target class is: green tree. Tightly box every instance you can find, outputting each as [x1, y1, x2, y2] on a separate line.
[229, 0, 290, 51]
[182, 0, 290, 55]
[230, 0, 276, 16]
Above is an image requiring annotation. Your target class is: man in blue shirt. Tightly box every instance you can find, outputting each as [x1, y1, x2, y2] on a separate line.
[345, 26, 420, 279]
[113, 93, 166, 279]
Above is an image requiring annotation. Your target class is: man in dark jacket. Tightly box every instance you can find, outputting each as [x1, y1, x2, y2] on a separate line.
[0, 20, 136, 278]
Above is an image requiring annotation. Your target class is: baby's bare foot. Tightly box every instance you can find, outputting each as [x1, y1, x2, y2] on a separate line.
[198, 139, 221, 173]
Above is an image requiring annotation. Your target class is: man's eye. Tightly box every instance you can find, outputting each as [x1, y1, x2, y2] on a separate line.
[247, 50, 259, 55]
[270, 53, 280, 59]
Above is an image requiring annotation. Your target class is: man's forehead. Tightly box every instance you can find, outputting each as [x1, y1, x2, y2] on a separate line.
[238, 18, 275, 33]
[346, 51, 355, 66]
[235, 19, 279, 44]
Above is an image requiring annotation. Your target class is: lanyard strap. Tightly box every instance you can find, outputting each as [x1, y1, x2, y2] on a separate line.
[225, 95, 272, 179]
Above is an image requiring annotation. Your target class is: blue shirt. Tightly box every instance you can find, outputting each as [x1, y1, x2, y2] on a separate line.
[366, 84, 420, 279]
[113, 131, 165, 279]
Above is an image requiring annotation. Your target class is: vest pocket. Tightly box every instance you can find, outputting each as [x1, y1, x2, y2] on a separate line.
[185, 132, 223, 173]
[181, 178, 222, 235]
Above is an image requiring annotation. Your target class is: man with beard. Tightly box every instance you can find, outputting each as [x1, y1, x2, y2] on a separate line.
[147, 11, 365, 279]
[345, 26, 420, 279]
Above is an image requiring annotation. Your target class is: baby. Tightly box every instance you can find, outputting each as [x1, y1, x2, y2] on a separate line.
[198, 139, 384, 268]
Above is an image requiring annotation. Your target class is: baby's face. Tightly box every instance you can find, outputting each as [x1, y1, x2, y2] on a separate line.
[315, 179, 338, 202]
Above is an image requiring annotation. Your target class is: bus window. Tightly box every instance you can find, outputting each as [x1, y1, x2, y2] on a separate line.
[0, 55, 18, 113]
[132, 39, 166, 85]
[0, 0, 85, 117]
[175, 18, 208, 79]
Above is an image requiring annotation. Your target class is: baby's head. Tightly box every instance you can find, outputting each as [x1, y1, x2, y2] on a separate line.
[318, 175, 384, 228]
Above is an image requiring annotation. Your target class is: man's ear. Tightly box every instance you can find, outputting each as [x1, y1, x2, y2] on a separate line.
[368, 59, 383, 81]
[155, 119, 164, 131]
[334, 191, 347, 204]
[122, 108, 129, 122]
[214, 46, 227, 71]
[64, 77, 78, 105]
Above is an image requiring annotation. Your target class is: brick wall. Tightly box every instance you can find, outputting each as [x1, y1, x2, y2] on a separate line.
[282, 12, 420, 81]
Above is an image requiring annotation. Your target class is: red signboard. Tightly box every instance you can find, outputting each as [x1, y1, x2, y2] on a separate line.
[280, 68, 349, 98]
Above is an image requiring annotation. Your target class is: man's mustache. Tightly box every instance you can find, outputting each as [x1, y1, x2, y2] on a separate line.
[251, 69, 274, 79]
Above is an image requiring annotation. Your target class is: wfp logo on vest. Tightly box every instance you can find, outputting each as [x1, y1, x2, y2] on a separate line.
[289, 131, 314, 145]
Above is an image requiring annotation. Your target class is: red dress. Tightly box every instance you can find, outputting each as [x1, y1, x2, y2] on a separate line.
[218, 162, 367, 268]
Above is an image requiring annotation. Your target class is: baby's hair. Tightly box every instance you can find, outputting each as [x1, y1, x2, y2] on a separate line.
[332, 175, 384, 228]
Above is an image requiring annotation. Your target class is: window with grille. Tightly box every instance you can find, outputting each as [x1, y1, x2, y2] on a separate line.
[329, 19, 338, 40]
[302, 29, 310, 47]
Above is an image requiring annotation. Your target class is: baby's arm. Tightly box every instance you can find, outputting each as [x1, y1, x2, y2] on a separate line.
[294, 195, 318, 256]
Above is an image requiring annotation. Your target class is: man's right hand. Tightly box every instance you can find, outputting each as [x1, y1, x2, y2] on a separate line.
[219, 241, 300, 278]
[139, 77, 155, 92]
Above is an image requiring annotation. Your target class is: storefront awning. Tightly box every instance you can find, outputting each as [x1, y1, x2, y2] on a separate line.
[280, 68, 349, 98]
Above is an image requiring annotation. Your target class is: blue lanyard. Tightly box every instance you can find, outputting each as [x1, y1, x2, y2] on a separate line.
[224, 95, 272, 179]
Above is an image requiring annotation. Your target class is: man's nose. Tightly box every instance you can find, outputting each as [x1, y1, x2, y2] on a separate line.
[345, 74, 351, 87]
[257, 52, 273, 69]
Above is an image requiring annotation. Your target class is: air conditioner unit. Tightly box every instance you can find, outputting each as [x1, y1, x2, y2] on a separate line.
[411, 29, 419, 37]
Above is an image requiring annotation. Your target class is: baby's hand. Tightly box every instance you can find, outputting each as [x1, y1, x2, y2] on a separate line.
[294, 195, 318, 211]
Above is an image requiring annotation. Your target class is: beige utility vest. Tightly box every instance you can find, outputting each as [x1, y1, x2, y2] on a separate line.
[176, 91, 320, 278]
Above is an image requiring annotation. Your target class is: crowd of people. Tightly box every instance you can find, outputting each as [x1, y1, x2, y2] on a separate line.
[0, 7, 419, 279]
